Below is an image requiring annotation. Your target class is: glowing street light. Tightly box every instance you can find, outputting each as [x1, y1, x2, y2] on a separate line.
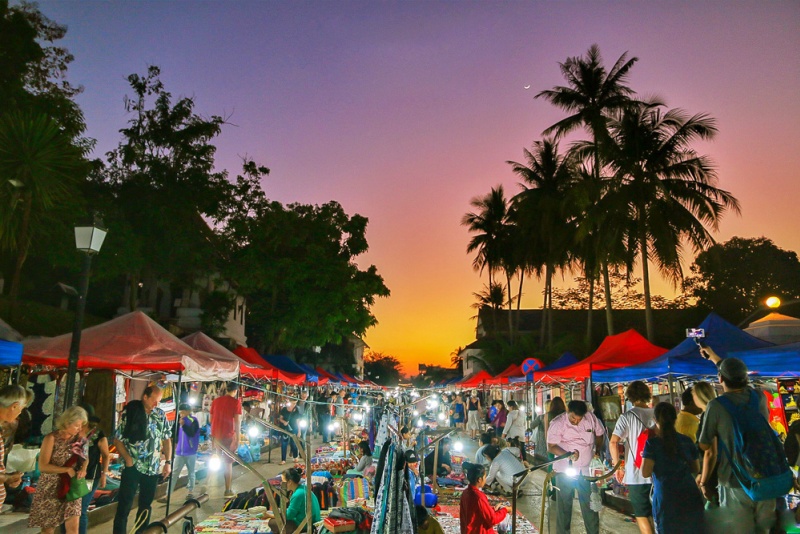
[766, 296, 781, 308]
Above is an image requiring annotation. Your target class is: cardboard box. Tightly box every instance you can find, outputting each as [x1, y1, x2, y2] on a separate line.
[323, 517, 356, 532]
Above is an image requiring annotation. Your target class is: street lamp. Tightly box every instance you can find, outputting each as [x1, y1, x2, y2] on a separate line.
[63, 222, 107, 408]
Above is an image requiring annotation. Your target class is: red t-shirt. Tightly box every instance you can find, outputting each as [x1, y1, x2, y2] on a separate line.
[210, 395, 242, 440]
[459, 484, 507, 534]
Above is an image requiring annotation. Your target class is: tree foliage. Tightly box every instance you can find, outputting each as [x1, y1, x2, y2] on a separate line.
[221, 176, 390, 353]
[551, 271, 689, 311]
[685, 237, 800, 323]
[364, 351, 402, 387]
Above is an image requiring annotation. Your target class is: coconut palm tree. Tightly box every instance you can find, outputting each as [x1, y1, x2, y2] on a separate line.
[463, 186, 513, 331]
[536, 44, 639, 340]
[601, 102, 740, 340]
[509, 138, 578, 348]
[0, 111, 87, 315]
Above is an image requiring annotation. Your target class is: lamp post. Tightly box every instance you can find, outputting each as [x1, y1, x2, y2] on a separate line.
[63, 222, 107, 408]
[737, 295, 800, 328]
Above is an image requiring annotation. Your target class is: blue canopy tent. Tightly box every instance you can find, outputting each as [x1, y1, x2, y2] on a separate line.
[0, 340, 23, 366]
[592, 313, 773, 383]
[264, 355, 321, 383]
[509, 351, 579, 383]
[730, 342, 800, 378]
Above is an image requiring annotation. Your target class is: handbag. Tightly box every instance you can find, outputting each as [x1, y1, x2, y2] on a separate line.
[65, 476, 91, 502]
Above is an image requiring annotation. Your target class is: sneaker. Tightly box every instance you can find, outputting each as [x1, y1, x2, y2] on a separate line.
[280, 461, 286, 465]
[224, 490, 236, 498]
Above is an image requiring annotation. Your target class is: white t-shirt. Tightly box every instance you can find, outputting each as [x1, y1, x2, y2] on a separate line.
[612, 406, 655, 485]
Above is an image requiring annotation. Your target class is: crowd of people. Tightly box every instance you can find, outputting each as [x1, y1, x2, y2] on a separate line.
[1, 355, 798, 534]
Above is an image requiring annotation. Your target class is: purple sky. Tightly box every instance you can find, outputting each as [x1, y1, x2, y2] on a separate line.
[37, 1, 800, 371]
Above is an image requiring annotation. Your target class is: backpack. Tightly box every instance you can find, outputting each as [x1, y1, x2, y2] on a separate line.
[716, 389, 793, 501]
[629, 410, 655, 470]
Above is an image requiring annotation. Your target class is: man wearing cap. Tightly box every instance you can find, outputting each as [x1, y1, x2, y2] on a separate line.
[698, 348, 775, 533]
[160, 403, 199, 501]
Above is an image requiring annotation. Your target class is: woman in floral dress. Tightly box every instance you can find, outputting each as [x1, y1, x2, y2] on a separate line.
[29, 406, 88, 534]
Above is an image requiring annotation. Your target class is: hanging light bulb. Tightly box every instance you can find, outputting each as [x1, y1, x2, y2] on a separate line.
[565, 459, 578, 478]
[519, 404, 526, 412]
[437, 412, 445, 421]
[353, 412, 363, 422]
[453, 441, 464, 453]
[327, 423, 336, 432]
[416, 418, 424, 428]
[248, 426, 260, 438]
[209, 455, 222, 471]
[298, 419, 308, 429]
[413, 410, 419, 417]
[333, 421, 340, 429]
[188, 395, 198, 406]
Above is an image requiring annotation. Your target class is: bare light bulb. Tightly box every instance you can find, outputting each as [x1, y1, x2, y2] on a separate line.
[437, 412, 445, 421]
[453, 441, 464, 453]
[248, 426, 260, 438]
[209, 455, 222, 471]
[298, 419, 308, 429]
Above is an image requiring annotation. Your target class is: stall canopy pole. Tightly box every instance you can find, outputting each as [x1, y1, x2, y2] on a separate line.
[165, 370, 182, 516]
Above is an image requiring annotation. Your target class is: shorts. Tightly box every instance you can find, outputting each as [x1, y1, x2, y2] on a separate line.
[628, 483, 653, 517]
[215, 436, 236, 463]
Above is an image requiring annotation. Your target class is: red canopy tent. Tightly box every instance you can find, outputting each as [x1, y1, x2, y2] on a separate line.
[536, 329, 667, 384]
[22, 311, 239, 381]
[457, 369, 493, 388]
[316, 367, 342, 383]
[232, 347, 306, 385]
[486, 364, 524, 385]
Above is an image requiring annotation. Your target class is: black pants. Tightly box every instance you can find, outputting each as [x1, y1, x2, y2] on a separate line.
[113, 465, 160, 534]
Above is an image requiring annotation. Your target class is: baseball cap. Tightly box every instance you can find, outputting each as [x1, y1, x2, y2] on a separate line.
[179, 403, 192, 411]
[718, 357, 748, 384]
[404, 449, 419, 463]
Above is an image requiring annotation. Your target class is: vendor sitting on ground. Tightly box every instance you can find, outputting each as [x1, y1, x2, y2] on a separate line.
[346, 440, 375, 478]
[424, 437, 452, 477]
[416, 504, 445, 534]
[268, 468, 321, 534]
[475, 431, 495, 466]
[482, 444, 532, 496]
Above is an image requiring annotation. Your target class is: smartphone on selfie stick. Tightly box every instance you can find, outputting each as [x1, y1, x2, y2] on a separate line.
[686, 328, 710, 358]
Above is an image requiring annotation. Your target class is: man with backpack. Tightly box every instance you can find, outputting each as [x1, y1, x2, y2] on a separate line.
[609, 381, 655, 534]
[698, 351, 792, 533]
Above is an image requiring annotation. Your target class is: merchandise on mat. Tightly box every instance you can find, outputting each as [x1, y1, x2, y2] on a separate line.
[323, 517, 356, 532]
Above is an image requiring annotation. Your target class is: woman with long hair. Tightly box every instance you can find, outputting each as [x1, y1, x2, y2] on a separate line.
[459, 462, 510, 534]
[691, 381, 718, 505]
[641, 402, 704, 534]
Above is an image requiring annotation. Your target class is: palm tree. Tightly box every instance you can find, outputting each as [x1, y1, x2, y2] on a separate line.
[602, 102, 740, 340]
[536, 44, 639, 340]
[509, 138, 578, 348]
[463, 186, 512, 333]
[0, 111, 87, 315]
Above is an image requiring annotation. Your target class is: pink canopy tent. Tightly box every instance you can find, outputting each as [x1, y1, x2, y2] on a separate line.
[23, 311, 239, 381]
[232, 347, 307, 385]
[537, 329, 667, 384]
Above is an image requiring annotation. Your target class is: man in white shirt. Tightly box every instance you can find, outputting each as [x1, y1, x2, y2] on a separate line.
[482, 444, 534, 495]
[610, 381, 655, 534]
[475, 431, 495, 466]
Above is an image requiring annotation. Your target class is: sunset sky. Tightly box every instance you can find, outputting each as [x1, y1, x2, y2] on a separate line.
[37, 1, 800, 374]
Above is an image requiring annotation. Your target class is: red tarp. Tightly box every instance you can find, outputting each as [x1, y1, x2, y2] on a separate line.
[458, 369, 493, 388]
[316, 367, 342, 383]
[23, 311, 239, 381]
[232, 347, 306, 385]
[537, 329, 668, 383]
[486, 364, 524, 385]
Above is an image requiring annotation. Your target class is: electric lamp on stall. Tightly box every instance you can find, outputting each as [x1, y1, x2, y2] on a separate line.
[327, 423, 336, 433]
[209, 455, 222, 471]
[188, 395, 198, 406]
[416, 418, 424, 428]
[412, 410, 419, 417]
[437, 412, 445, 421]
[298, 419, 308, 430]
[248, 425, 260, 438]
[453, 441, 464, 453]
[353, 412, 364, 423]
[565, 459, 578, 478]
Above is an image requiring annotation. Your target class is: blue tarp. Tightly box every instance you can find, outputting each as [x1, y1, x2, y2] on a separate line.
[509, 351, 580, 383]
[730, 342, 800, 378]
[592, 313, 773, 383]
[0, 340, 23, 366]
[264, 355, 320, 383]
